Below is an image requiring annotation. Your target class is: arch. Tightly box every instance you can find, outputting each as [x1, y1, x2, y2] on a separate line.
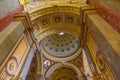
[32, 12, 81, 41]
[41, 47, 82, 62]
[36, 29, 79, 42]
[45, 62, 82, 78]
[28, 3, 88, 21]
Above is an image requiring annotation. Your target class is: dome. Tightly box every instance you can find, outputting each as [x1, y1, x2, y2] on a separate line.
[41, 33, 79, 58]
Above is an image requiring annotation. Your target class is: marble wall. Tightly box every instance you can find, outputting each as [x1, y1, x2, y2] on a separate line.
[86, 13, 120, 80]
[87, 0, 120, 33]
[0, 0, 20, 18]
[0, 0, 23, 32]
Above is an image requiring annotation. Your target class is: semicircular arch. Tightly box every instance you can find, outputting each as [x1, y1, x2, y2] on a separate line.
[45, 62, 82, 78]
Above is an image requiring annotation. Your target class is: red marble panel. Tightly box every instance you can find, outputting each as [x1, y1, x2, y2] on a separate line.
[87, 0, 120, 33]
[0, 6, 24, 32]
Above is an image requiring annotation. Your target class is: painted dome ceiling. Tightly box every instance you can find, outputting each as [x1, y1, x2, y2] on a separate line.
[41, 33, 79, 57]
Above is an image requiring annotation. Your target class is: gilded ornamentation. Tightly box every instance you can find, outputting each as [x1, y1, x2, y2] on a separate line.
[74, 57, 83, 68]
[10, 75, 22, 80]
[42, 19, 49, 25]
[29, 5, 85, 21]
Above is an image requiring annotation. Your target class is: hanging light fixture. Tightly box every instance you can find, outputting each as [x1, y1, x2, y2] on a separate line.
[59, 32, 64, 35]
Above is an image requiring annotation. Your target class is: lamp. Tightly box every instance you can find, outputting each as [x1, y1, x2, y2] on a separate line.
[59, 32, 64, 35]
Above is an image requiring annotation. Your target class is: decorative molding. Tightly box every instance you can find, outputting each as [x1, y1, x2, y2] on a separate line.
[28, 4, 88, 21]
[14, 12, 40, 51]
[86, 32, 118, 80]
[0, 34, 30, 79]
[79, 6, 96, 48]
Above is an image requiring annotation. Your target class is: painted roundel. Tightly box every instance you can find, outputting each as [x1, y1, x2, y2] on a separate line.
[96, 51, 106, 72]
[6, 57, 18, 76]
[42, 33, 79, 57]
[44, 60, 50, 68]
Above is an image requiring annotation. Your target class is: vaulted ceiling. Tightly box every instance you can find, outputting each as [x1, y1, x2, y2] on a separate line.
[25, 1, 89, 79]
